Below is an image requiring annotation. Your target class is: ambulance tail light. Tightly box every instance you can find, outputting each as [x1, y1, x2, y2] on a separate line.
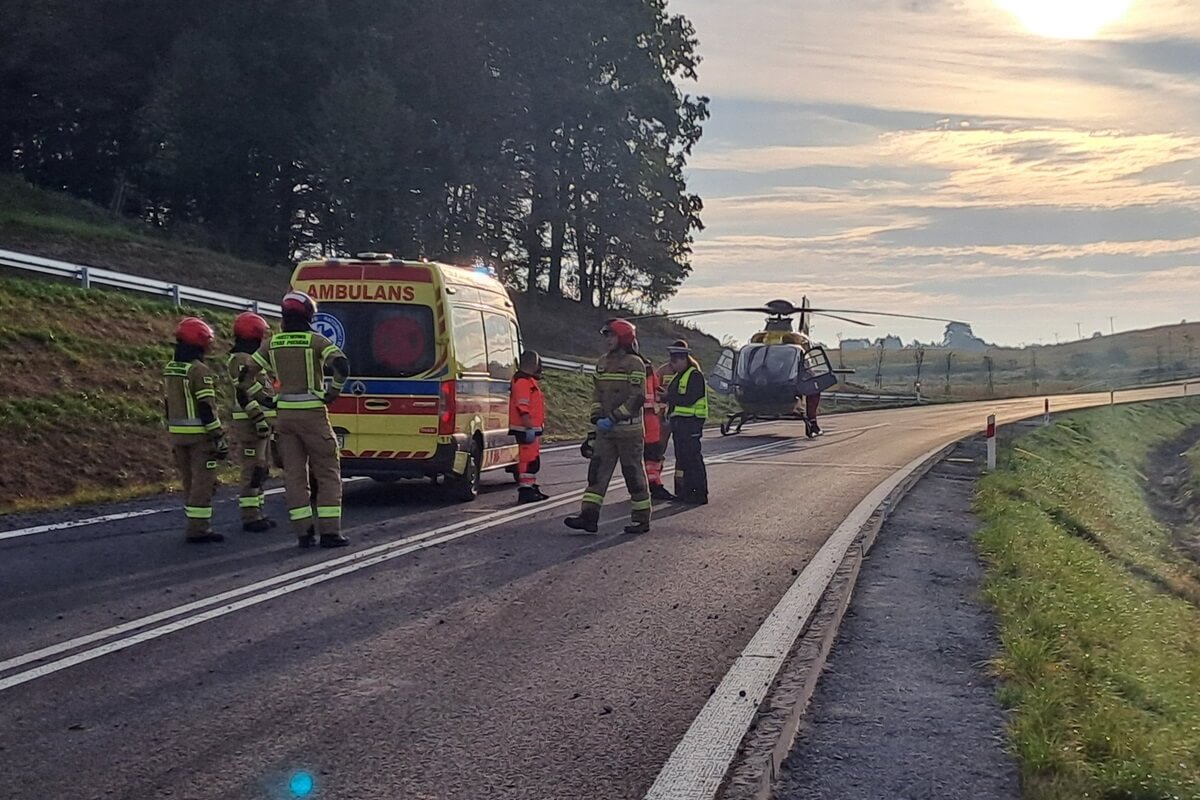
[438, 380, 456, 435]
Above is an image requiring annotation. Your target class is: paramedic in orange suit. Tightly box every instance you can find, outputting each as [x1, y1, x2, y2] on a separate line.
[510, 351, 549, 503]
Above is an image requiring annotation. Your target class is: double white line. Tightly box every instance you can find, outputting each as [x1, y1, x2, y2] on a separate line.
[1, 432, 810, 693]
[0, 491, 582, 692]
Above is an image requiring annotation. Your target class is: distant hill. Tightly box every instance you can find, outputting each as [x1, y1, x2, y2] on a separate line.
[833, 321, 1200, 399]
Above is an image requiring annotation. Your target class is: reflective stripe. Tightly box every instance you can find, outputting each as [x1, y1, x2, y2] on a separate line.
[597, 373, 644, 382]
[277, 399, 325, 410]
[239, 496, 263, 508]
[184, 506, 213, 520]
[671, 367, 709, 419]
[204, 420, 222, 432]
[205, 461, 217, 470]
[194, 388, 216, 401]
[168, 426, 206, 435]
[630, 498, 652, 511]
[316, 506, 341, 519]
[232, 411, 250, 420]
[289, 506, 314, 522]
[321, 344, 341, 361]
[253, 351, 272, 371]
[168, 417, 204, 427]
[243, 448, 258, 457]
[272, 333, 314, 348]
[582, 492, 604, 505]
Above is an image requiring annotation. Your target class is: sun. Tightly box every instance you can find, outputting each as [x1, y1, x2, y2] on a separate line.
[993, 0, 1133, 39]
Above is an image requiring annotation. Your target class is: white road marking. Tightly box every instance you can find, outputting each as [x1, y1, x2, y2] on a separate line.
[0, 434, 791, 691]
[0, 492, 584, 692]
[642, 439, 949, 800]
[0, 509, 167, 542]
[0, 478, 373, 542]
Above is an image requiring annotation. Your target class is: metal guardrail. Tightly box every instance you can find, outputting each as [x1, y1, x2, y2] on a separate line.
[0, 247, 281, 317]
[0, 246, 920, 405]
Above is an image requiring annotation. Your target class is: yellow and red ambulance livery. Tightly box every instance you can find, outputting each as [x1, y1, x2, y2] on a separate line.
[289, 253, 522, 501]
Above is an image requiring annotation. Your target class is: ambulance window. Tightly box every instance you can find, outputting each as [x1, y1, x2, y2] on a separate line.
[484, 313, 515, 381]
[369, 305, 436, 377]
[510, 319, 522, 357]
[451, 306, 488, 374]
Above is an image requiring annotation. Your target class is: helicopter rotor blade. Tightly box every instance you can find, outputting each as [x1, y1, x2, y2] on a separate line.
[810, 311, 874, 327]
[805, 308, 961, 323]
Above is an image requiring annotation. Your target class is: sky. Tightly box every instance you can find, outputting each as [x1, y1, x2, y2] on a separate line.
[667, 0, 1200, 348]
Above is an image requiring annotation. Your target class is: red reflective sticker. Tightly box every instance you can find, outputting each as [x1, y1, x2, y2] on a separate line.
[373, 316, 428, 372]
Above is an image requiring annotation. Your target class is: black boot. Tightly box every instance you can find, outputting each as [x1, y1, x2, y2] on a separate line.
[651, 484, 674, 502]
[518, 486, 548, 504]
[320, 533, 350, 548]
[533, 485, 551, 500]
[297, 526, 317, 548]
[242, 517, 277, 532]
[810, 419, 822, 436]
[623, 519, 650, 535]
[564, 506, 600, 534]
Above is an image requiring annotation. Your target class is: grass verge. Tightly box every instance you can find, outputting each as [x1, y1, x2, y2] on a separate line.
[976, 400, 1200, 799]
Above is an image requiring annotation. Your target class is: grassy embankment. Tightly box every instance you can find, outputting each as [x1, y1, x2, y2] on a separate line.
[0, 277, 628, 513]
[977, 400, 1200, 799]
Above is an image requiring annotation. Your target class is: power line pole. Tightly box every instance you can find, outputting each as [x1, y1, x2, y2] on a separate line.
[1109, 316, 1115, 335]
[1075, 322, 1082, 340]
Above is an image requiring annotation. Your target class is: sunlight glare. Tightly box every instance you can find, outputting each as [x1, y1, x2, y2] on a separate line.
[993, 0, 1133, 39]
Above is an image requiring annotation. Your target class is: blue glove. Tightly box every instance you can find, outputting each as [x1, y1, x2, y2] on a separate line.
[596, 417, 616, 433]
[523, 429, 537, 444]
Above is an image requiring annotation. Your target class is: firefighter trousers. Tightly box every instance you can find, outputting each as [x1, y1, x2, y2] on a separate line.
[517, 439, 541, 488]
[172, 437, 218, 538]
[274, 409, 342, 536]
[232, 419, 271, 523]
[671, 417, 709, 502]
[581, 432, 651, 524]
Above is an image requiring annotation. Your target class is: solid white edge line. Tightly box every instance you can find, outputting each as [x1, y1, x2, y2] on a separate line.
[642, 439, 948, 800]
[0, 509, 165, 541]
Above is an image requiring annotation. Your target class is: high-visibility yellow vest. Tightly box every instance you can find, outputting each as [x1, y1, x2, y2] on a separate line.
[671, 367, 709, 419]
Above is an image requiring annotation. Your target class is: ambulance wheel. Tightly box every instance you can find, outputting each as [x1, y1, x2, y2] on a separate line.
[447, 442, 482, 502]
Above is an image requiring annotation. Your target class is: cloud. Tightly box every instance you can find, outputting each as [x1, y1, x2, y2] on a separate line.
[668, 0, 1200, 346]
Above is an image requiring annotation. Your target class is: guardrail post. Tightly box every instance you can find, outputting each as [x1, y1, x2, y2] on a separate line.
[986, 414, 996, 471]
[1110, 390, 1115, 406]
[79, 266, 90, 289]
[252, 300, 260, 314]
[171, 284, 181, 308]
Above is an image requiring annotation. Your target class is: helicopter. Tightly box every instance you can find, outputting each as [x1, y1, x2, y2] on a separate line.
[642, 298, 957, 437]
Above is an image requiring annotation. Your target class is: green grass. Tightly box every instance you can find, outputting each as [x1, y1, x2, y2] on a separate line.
[976, 400, 1200, 799]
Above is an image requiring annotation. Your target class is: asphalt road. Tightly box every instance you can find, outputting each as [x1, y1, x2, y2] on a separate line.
[0, 387, 1186, 800]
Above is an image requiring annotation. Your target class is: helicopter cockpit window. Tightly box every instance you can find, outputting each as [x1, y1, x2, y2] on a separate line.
[735, 344, 801, 385]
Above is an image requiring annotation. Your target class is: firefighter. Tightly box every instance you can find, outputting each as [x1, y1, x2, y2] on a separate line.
[564, 318, 652, 535]
[666, 341, 709, 505]
[643, 356, 672, 501]
[163, 317, 229, 543]
[510, 350, 549, 503]
[227, 312, 277, 532]
[250, 291, 351, 548]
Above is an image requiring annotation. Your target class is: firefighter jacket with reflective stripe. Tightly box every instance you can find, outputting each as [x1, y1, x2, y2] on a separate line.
[668, 366, 709, 419]
[227, 351, 276, 421]
[163, 360, 222, 436]
[256, 332, 346, 411]
[591, 351, 645, 430]
[509, 374, 545, 434]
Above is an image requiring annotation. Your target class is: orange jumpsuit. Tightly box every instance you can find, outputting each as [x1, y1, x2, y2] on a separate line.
[509, 372, 545, 488]
[643, 365, 667, 490]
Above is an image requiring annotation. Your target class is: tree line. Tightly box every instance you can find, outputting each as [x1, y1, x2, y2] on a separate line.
[0, 0, 708, 308]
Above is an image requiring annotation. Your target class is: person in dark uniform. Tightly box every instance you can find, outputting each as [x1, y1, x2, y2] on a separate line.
[665, 341, 709, 504]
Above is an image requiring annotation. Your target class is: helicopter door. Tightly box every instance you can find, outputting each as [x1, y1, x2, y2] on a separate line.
[797, 346, 839, 395]
[708, 347, 735, 395]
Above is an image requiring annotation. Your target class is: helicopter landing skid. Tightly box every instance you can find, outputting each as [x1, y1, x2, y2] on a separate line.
[719, 411, 819, 439]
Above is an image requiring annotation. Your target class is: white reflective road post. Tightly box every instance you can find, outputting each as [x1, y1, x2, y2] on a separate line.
[986, 414, 996, 471]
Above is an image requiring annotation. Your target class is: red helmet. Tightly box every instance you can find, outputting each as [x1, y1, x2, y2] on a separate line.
[281, 290, 317, 321]
[176, 317, 214, 349]
[233, 312, 269, 341]
[601, 318, 637, 348]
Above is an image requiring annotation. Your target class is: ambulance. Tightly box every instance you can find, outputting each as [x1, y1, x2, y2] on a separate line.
[288, 253, 521, 500]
